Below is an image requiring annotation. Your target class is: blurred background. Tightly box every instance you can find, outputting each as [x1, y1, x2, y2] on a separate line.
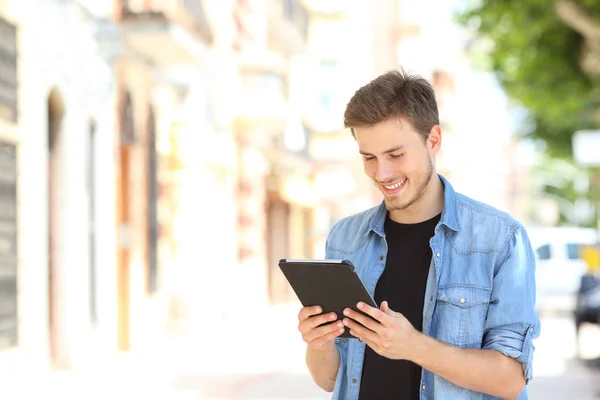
[0, 0, 600, 399]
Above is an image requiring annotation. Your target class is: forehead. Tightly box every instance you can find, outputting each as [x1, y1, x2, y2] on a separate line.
[354, 118, 420, 149]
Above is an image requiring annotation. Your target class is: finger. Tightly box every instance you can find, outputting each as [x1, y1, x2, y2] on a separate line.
[304, 320, 344, 344]
[356, 302, 391, 325]
[343, 307, 383, 333]
[353, 332, 379, 353]
[380, 301, 394, 314]
[343, 318, 378, 343]
[309, 324, 345, 348]
[298, 306, 323, 322]
[299, 312, 338, 334]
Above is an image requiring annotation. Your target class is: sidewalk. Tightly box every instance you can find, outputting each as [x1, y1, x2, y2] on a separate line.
[1, 302, 312, 400]
[528, 358, 600, 399]
[158, 301, 314, 398]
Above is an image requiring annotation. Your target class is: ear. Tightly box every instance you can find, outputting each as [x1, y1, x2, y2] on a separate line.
[427, 125, 442, 154]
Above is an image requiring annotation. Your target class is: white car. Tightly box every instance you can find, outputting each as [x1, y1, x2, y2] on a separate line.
[527, 226, 598, 315]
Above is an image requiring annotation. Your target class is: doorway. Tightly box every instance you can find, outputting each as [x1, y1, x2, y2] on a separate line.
[265, 193, 294, 304]
[117, 92, 135, 351]
[47, 88, 64, 365]
[86, 121, 98, 324]
[147, 108, 158, 294]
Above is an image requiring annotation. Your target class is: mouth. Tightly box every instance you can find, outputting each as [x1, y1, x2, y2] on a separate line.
[381, 178, 407, 195]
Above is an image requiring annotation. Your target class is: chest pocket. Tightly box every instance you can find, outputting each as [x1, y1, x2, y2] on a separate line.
[435, 285, 491, 348]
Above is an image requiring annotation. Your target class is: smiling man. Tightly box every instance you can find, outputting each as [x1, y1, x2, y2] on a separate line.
[296, 70, 540, 399]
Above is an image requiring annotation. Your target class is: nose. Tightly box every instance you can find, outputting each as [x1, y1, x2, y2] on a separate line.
[374, 160, 394, 183]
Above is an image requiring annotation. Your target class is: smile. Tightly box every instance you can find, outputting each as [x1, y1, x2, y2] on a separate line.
[382, 178, 407, 192]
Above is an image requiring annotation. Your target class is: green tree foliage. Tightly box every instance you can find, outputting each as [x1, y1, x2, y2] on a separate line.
[456, 1, 600, 158]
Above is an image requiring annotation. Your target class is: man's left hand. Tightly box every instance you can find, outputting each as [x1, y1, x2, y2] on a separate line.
[343, 301, 420, 360]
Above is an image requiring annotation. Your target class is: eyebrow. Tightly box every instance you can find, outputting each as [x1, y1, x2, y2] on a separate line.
[359, 145, 405, 156]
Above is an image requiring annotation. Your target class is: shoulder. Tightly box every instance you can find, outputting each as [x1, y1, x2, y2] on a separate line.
[450, 193, 526, 254]
[455, 193, 522, 233]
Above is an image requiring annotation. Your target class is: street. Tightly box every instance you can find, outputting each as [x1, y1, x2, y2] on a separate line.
[4, 304, 600, 399]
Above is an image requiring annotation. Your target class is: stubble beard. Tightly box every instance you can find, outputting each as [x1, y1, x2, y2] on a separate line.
[384, 157, 434, 213]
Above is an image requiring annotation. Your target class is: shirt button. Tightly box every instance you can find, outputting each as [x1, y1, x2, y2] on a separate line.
[352, 379, 357, 384]
[422, 384, 426, 390]
[436, 252, 440, 257]
[379, 255, 384, 261]
[459, 297, 465, 304]
[529, 327, 534, 333]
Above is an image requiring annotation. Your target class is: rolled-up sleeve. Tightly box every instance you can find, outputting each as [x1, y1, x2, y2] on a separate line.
[482, 226, 541, 382]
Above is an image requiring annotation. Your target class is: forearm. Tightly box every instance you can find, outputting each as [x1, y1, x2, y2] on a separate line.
[409, 333, 525, 399]
[306, 345, 341, 392]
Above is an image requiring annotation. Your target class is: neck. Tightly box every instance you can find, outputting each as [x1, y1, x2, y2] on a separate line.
[389, 174, 444, 224]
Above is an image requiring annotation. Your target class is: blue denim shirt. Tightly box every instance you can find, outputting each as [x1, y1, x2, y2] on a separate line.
[326, 175, 540, 400]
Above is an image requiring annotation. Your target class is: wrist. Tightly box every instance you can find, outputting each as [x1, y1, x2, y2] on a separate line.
[308, 341, 337, 355]
[405, 330, 429, 364]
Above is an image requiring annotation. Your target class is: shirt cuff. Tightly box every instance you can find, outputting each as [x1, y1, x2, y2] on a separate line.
[482, 323, 537, 382]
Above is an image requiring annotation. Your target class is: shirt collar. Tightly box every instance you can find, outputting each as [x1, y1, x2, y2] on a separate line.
[367, 174, 460, 237]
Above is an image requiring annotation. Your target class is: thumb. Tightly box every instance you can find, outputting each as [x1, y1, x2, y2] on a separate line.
[380, 301, 394, 314]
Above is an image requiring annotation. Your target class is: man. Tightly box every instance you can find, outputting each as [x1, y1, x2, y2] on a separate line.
[297, 70, 540, 399]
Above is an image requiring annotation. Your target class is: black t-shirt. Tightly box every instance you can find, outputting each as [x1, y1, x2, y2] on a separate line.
[358, 213, 441, 400]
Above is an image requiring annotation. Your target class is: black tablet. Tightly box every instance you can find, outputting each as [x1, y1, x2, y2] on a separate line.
[278, 259, 378, 339]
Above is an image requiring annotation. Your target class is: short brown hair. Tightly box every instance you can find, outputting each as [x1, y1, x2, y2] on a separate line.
[344, 70, 439, 141]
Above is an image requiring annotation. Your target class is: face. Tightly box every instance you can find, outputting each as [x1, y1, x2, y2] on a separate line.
[354, 117, 441, 214]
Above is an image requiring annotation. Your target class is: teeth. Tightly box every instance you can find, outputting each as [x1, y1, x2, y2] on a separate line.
[384, 179, 406, 190]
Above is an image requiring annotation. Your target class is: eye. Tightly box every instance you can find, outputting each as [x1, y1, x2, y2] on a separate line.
[391, 153, 404, 159]
[363, 156, 375, 161]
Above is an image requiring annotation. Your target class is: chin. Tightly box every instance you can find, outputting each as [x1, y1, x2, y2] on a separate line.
[384, 197, 408, 211]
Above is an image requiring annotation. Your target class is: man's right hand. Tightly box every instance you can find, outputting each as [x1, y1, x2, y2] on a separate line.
[298, 306, 345, 350]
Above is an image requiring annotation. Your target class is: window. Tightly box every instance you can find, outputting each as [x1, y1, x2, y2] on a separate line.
[566, 243, 583, 260]
[535, 243, 551, 261]
[315, 59, 339, 129]
[87, 121, 97, 324]
[147, 109, 159, 294]
[0, 141, 18, 348]
[120, 92, 135, 144]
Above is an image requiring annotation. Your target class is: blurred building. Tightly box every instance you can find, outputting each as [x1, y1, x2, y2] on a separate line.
[231, 0, 316, 306]
[302, 0, 381, 229]
[0, 0, 19, 372]
[0, 0, 235, 372]
[94, 0, 222, 346]
[0, 0, 116, 372]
